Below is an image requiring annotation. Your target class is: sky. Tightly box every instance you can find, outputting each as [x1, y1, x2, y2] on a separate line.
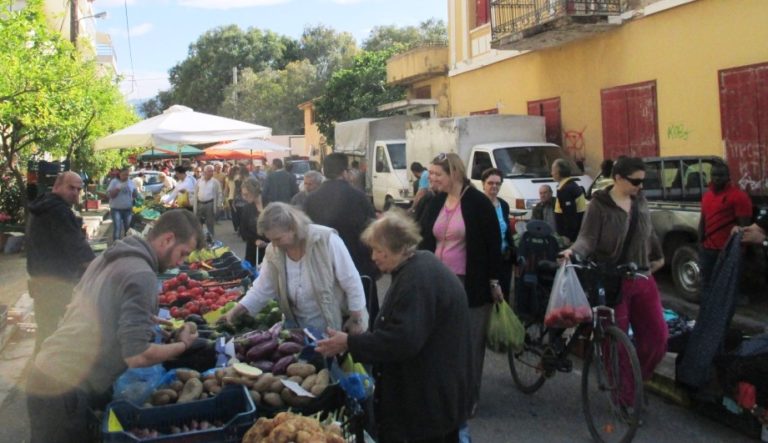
[92, 0, 448, 101]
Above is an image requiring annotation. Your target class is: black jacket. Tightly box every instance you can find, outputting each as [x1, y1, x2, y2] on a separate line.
[304, 179, 378, 279]
[348, 252, 471, 441]
[419, 186, 502, 307]
[26, 193, 95, 283]
[555, 178, 585, 242]
[262, 169, 298, 205]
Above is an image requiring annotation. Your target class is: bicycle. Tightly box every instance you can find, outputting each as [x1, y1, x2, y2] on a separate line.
[508, 259, 646, 443]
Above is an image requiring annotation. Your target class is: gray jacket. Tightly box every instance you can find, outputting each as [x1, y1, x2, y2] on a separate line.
[34, 236, 159, 396]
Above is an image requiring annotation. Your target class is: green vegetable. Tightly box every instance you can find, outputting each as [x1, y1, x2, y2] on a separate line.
[486, 300, 524, 353]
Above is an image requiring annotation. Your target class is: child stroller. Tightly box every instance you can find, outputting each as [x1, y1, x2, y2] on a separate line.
[513, 220, 561, 321]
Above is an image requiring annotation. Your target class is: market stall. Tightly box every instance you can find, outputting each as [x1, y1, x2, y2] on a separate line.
[101, 242, 373, 443]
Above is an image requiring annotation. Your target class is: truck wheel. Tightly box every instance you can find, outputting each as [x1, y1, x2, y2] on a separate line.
[671, 245, 701, 303]
[383, 196, 393, 211]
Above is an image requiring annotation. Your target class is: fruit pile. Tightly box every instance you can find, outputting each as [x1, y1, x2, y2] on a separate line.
[158, 272, 240, 319]
[544, 305, 593, 328]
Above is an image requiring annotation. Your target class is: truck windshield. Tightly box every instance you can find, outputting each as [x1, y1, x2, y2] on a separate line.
[493, 146, 583, 178]
[290, 161, 311, 175]
[387, 143, 407, 169]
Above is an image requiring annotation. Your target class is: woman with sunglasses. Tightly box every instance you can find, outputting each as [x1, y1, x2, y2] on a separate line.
[561, 156, 667, 406]
[419, 152, 503, 420]
[481, 167, 514, 299]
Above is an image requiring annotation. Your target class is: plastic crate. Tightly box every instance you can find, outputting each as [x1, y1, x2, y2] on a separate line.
[102, 385, 256, 443]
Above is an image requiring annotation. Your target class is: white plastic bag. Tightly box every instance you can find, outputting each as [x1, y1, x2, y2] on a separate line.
[544, 260, 592, 328]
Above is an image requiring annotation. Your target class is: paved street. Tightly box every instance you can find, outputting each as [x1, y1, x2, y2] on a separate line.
[0, 216, 761, 442]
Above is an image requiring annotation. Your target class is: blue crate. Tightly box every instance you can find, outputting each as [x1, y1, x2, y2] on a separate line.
[102, 385, 256, 443]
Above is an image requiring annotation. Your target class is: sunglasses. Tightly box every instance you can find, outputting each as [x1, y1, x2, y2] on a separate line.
[622, 176, 644, 187]
[433, 152, 448, 163]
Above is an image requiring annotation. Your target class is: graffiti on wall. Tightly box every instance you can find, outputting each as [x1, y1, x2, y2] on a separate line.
[564, 126, 587, 164]
[667, 123, 691, 141]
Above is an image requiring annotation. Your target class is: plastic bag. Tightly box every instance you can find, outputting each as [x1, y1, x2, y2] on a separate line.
[486, 300, 525, 353]
[544, 260, 592, 328]
[112, 364, 167, 405]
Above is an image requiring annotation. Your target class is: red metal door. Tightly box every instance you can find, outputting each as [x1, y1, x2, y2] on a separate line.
[527, 97, 563, 147]
[476, 0, 490, 27]
[719, 62, 768, 195]
[601, 81, 659, 160]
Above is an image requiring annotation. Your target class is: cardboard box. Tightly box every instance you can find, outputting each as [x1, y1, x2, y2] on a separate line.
[85, 199, 100, 210]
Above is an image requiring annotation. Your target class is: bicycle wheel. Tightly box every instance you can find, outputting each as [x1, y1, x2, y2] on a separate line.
[581, 325, 643, 443]
[508, 320, 548, 394]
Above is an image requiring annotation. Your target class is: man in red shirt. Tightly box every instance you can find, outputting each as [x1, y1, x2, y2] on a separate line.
[698, 162, 752, 293]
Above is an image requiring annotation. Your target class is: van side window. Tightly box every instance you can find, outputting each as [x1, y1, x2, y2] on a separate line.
[471, 152, 492, 180]
[375, 146, 390, 173]
[682, 159, 711, 201]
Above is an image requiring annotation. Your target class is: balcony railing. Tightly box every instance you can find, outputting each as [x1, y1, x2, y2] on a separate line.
[491, 0, 625, 50]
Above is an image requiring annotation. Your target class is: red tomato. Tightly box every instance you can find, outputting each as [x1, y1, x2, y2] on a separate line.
[187, 280, 201, 289]
[213, 287, 225, 294]
[177, 272, 188, 282]
[190, 287, 203, 297]
[170, 307, 180, 318]
[179, 308, 189, 318]
[176, 285, 187, 293]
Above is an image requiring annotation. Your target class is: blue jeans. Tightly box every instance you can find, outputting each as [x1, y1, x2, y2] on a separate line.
[111, 208, 132, 240]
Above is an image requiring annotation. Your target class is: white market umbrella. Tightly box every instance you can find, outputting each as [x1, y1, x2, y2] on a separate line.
[94, 105, 272, 151]
[207, 138, 291, 153]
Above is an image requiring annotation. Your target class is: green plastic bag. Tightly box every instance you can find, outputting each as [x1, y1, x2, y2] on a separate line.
[486, 300, 525, 353]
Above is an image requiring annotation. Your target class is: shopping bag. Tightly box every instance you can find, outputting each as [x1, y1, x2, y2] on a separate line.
[544, 260, 592, 328]
[175, 191, 190, 208]
[486, 300, 525, 353]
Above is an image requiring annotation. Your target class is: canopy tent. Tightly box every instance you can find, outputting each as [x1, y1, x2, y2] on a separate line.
[94, 105, 272, 151]
[139, 145, 203, 160]
[201, 148, 265, 161]
[206, 138, 291, 153]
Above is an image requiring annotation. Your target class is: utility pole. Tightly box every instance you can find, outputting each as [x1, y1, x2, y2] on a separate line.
[70, 0, 79, 45]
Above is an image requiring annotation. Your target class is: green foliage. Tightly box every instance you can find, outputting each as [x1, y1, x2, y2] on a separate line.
[314, 48, 407, 144]
[362, 19, 448, 52]
[168, 25, 300, 114]
[0, 173, 25, 224]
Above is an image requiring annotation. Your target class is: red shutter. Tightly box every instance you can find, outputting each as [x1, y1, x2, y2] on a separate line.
[527, 101, 541, 116]
[720, 63, 768, 195]
[541, 98, 563, 147]
[601, 81, 659, 160]
[476, 0, 489, 27]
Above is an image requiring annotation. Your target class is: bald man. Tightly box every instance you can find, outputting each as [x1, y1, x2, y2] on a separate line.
[26, 171, 95, 353]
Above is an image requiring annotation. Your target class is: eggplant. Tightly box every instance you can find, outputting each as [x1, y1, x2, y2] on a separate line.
[277, 341, 303, 356]
[272, 355, 296, 375]
[184, 314, 206, 326]
[245, 338, 279, 362]
[252, 360, 274, 372]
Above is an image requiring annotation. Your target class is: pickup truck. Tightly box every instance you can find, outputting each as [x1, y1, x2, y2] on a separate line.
[641, 156, 766, 302]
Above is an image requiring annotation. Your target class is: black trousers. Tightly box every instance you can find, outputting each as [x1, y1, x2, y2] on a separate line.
[26, 365, 103, 443]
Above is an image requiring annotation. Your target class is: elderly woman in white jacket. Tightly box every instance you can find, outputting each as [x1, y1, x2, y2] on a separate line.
[224, 202, 369, 334]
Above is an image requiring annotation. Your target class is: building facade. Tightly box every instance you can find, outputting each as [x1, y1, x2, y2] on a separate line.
[392, 0, 768, 194]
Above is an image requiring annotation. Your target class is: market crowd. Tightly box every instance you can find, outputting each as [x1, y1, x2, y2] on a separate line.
[23, 148, 768, 443]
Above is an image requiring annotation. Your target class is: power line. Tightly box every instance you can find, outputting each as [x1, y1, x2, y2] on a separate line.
[123, 0, 136, 94]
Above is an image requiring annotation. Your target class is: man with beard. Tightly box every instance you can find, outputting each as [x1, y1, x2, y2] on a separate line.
[26, 209, 204, 443]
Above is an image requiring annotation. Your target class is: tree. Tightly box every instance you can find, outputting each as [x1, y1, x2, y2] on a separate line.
[362, 19, 448, 52]
[0, 0, 138, 220]
[298, 25, 358, 81]
[138, 90, 174, 118]
[219, 60, 323, 134]
[313, 48, 407, 144]
[167, 25, 299, 114]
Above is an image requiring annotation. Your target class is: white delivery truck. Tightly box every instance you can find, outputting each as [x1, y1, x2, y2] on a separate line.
[334, 115, 422, 210]
[406, 115, 592, 217]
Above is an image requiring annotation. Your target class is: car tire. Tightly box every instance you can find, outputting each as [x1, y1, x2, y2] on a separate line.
[671, 244, 700, 303]
[383, 196, 393, 211]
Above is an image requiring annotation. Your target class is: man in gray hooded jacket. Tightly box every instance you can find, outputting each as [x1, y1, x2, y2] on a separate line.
[26, 209, 205, 443]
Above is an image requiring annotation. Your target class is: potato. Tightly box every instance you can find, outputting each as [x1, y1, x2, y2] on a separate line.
[263, 392, 284, 408]
[152, 389, 178, 403]
[214, 368, 227, 384]
[249, 390, 261, 405]
[315, 369, 330, 386]
[301, 374, 317, 391]
[288, 376, 303, 384]
[222, 376, 254, 388]
[176, 369, 201, 383]
[202, 379, 220, 393]
[310, 383, 327, 397]
[203, 372, 217, 381]
[177, 378, 203, 403]
[169, 380, 184, 392]
[252, 374, 276, 392]
[151, 393, 171, 406]
[268, 379, 285, 393]
[286, 363, 315, 378]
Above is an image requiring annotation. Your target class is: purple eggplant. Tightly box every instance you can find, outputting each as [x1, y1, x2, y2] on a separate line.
[272, 355, 296, 375]
[277, 341, 303, 356]
[246, 338, 279, 362]
[252, 360, 274, 372]
[288, 330, 305, 344]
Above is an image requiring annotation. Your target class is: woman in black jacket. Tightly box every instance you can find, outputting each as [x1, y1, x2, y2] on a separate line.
[480, 168, 513, 299]
[419, 152, 502, 417]
[239, 177, 267, 265]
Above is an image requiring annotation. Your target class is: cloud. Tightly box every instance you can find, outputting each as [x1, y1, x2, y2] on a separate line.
[176, 0, 290, 9]
[130, 22, 154, 36]
[120, 70, 171, 100]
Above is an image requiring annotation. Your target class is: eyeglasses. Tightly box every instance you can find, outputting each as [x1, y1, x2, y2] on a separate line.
[622, 176, 644, 187]
[433, 153, 448, 163]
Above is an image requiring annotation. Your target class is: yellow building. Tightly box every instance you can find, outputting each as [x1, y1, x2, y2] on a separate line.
[297, 100, 327, 160]
[389, 0, 768, 192]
